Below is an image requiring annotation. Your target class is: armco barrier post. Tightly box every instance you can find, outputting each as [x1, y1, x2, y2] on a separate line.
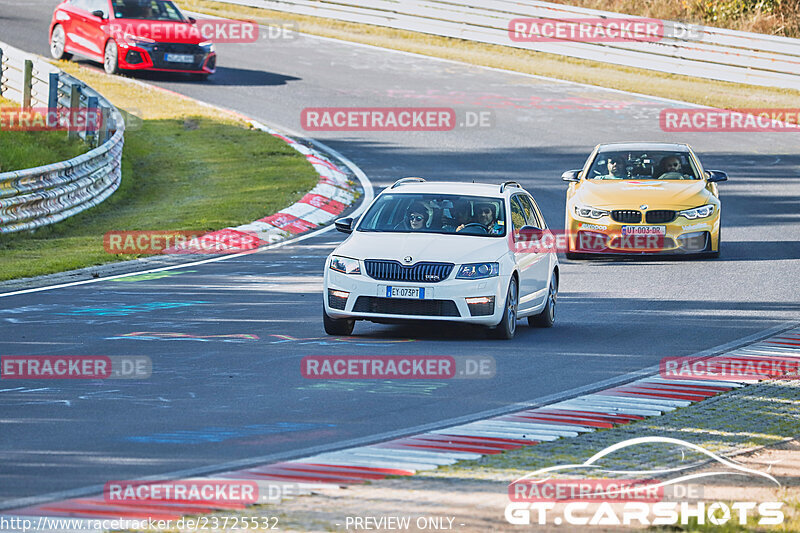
[48, 72, 59, 129]
[101, 106, 111, 143]
[86, 95, 98, 147]
[22, 59, 33, 109]
[67, 81, 81, 141]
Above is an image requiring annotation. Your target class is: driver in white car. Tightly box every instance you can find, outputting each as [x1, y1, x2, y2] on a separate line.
[458, 202, 503, 234]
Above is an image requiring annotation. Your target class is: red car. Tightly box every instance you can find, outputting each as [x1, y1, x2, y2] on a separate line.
[49, 0, 216, 78]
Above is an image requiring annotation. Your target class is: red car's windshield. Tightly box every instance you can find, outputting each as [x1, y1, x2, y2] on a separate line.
[111, 0, 185, 21]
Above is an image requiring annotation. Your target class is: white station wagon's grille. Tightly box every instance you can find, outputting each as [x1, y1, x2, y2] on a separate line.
[364, 260, 454, 283]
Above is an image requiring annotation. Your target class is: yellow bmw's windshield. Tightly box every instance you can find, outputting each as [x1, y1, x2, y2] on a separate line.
[589, 151, 700, 180]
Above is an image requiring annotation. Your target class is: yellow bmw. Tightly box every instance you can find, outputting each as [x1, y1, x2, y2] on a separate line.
[562, 142, 727, 258]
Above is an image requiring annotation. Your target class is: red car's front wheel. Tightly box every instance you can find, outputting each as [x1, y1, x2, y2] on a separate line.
[104, 40, 120, 75]
[50, 25, 72, 60]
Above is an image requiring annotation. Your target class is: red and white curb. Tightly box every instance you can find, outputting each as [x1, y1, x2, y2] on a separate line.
[5, 329, 799, 529]
[60, 62, 360, 256]
[168, 120, 356, 254]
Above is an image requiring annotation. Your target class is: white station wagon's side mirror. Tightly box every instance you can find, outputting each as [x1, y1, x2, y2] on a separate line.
[334, 217, 355, 233]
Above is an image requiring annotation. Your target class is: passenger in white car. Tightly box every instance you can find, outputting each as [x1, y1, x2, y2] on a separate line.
[397, 201, 430, 231]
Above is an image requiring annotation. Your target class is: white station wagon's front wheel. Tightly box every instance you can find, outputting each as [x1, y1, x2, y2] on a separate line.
[323, 306, 355, 336]
[490, 278, 518, 340]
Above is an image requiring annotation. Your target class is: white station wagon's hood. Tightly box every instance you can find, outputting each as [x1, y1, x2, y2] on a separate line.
[333, 231, 510, 265]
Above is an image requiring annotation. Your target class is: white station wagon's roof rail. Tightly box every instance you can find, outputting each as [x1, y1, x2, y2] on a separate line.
[391, 177, 426, 189]
[500, 181, 523, 193]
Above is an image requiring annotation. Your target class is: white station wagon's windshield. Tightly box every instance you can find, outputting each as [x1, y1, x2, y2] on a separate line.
[357, 193, 506, 236]
[589, 150, 700, 180]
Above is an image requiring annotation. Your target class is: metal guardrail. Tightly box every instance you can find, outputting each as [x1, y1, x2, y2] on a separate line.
[0, 41, 125, 234]
[217, 0, 800, 90]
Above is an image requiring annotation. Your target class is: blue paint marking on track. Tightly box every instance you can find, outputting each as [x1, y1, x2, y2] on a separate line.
[0, 304, 62, 315]
[126, 422, 337, 444]
[297, 381, 448, 396]
[104, 332, 259, 342]
[266, 335, 418, 347]
[57, 301, 210, 317]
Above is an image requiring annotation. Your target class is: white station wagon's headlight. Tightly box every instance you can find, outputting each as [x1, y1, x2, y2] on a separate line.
[574, 204, 610, 219]
[456, 262, 499, 280]
[329, 256, 361, 275]
[679, 204, 715, 219]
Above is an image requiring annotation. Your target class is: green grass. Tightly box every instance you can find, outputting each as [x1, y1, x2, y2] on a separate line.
[0, 99, 87, 172]
[0, 68, 319, 281]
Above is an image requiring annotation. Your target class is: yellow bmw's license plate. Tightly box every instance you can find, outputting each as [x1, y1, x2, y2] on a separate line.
[621, 225, 666, 236]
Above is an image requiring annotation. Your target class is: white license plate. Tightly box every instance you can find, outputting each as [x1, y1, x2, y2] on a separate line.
[621, 225, 666, 236]
[165, 53, 195, 63]
[386, 286, 424, 299]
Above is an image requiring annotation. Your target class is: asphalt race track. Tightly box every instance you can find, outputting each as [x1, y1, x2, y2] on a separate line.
[1, 0, 799, 509]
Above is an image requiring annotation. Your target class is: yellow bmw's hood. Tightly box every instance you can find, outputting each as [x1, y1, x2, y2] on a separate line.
[575, 180, 711, 209]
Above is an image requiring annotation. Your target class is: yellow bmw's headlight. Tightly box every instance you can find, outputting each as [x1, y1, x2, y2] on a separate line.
[574, 204, 610, 219]
[679, 204, 715, 219]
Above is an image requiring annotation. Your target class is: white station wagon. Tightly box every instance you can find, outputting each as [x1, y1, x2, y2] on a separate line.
[322, 178, 559, 339]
